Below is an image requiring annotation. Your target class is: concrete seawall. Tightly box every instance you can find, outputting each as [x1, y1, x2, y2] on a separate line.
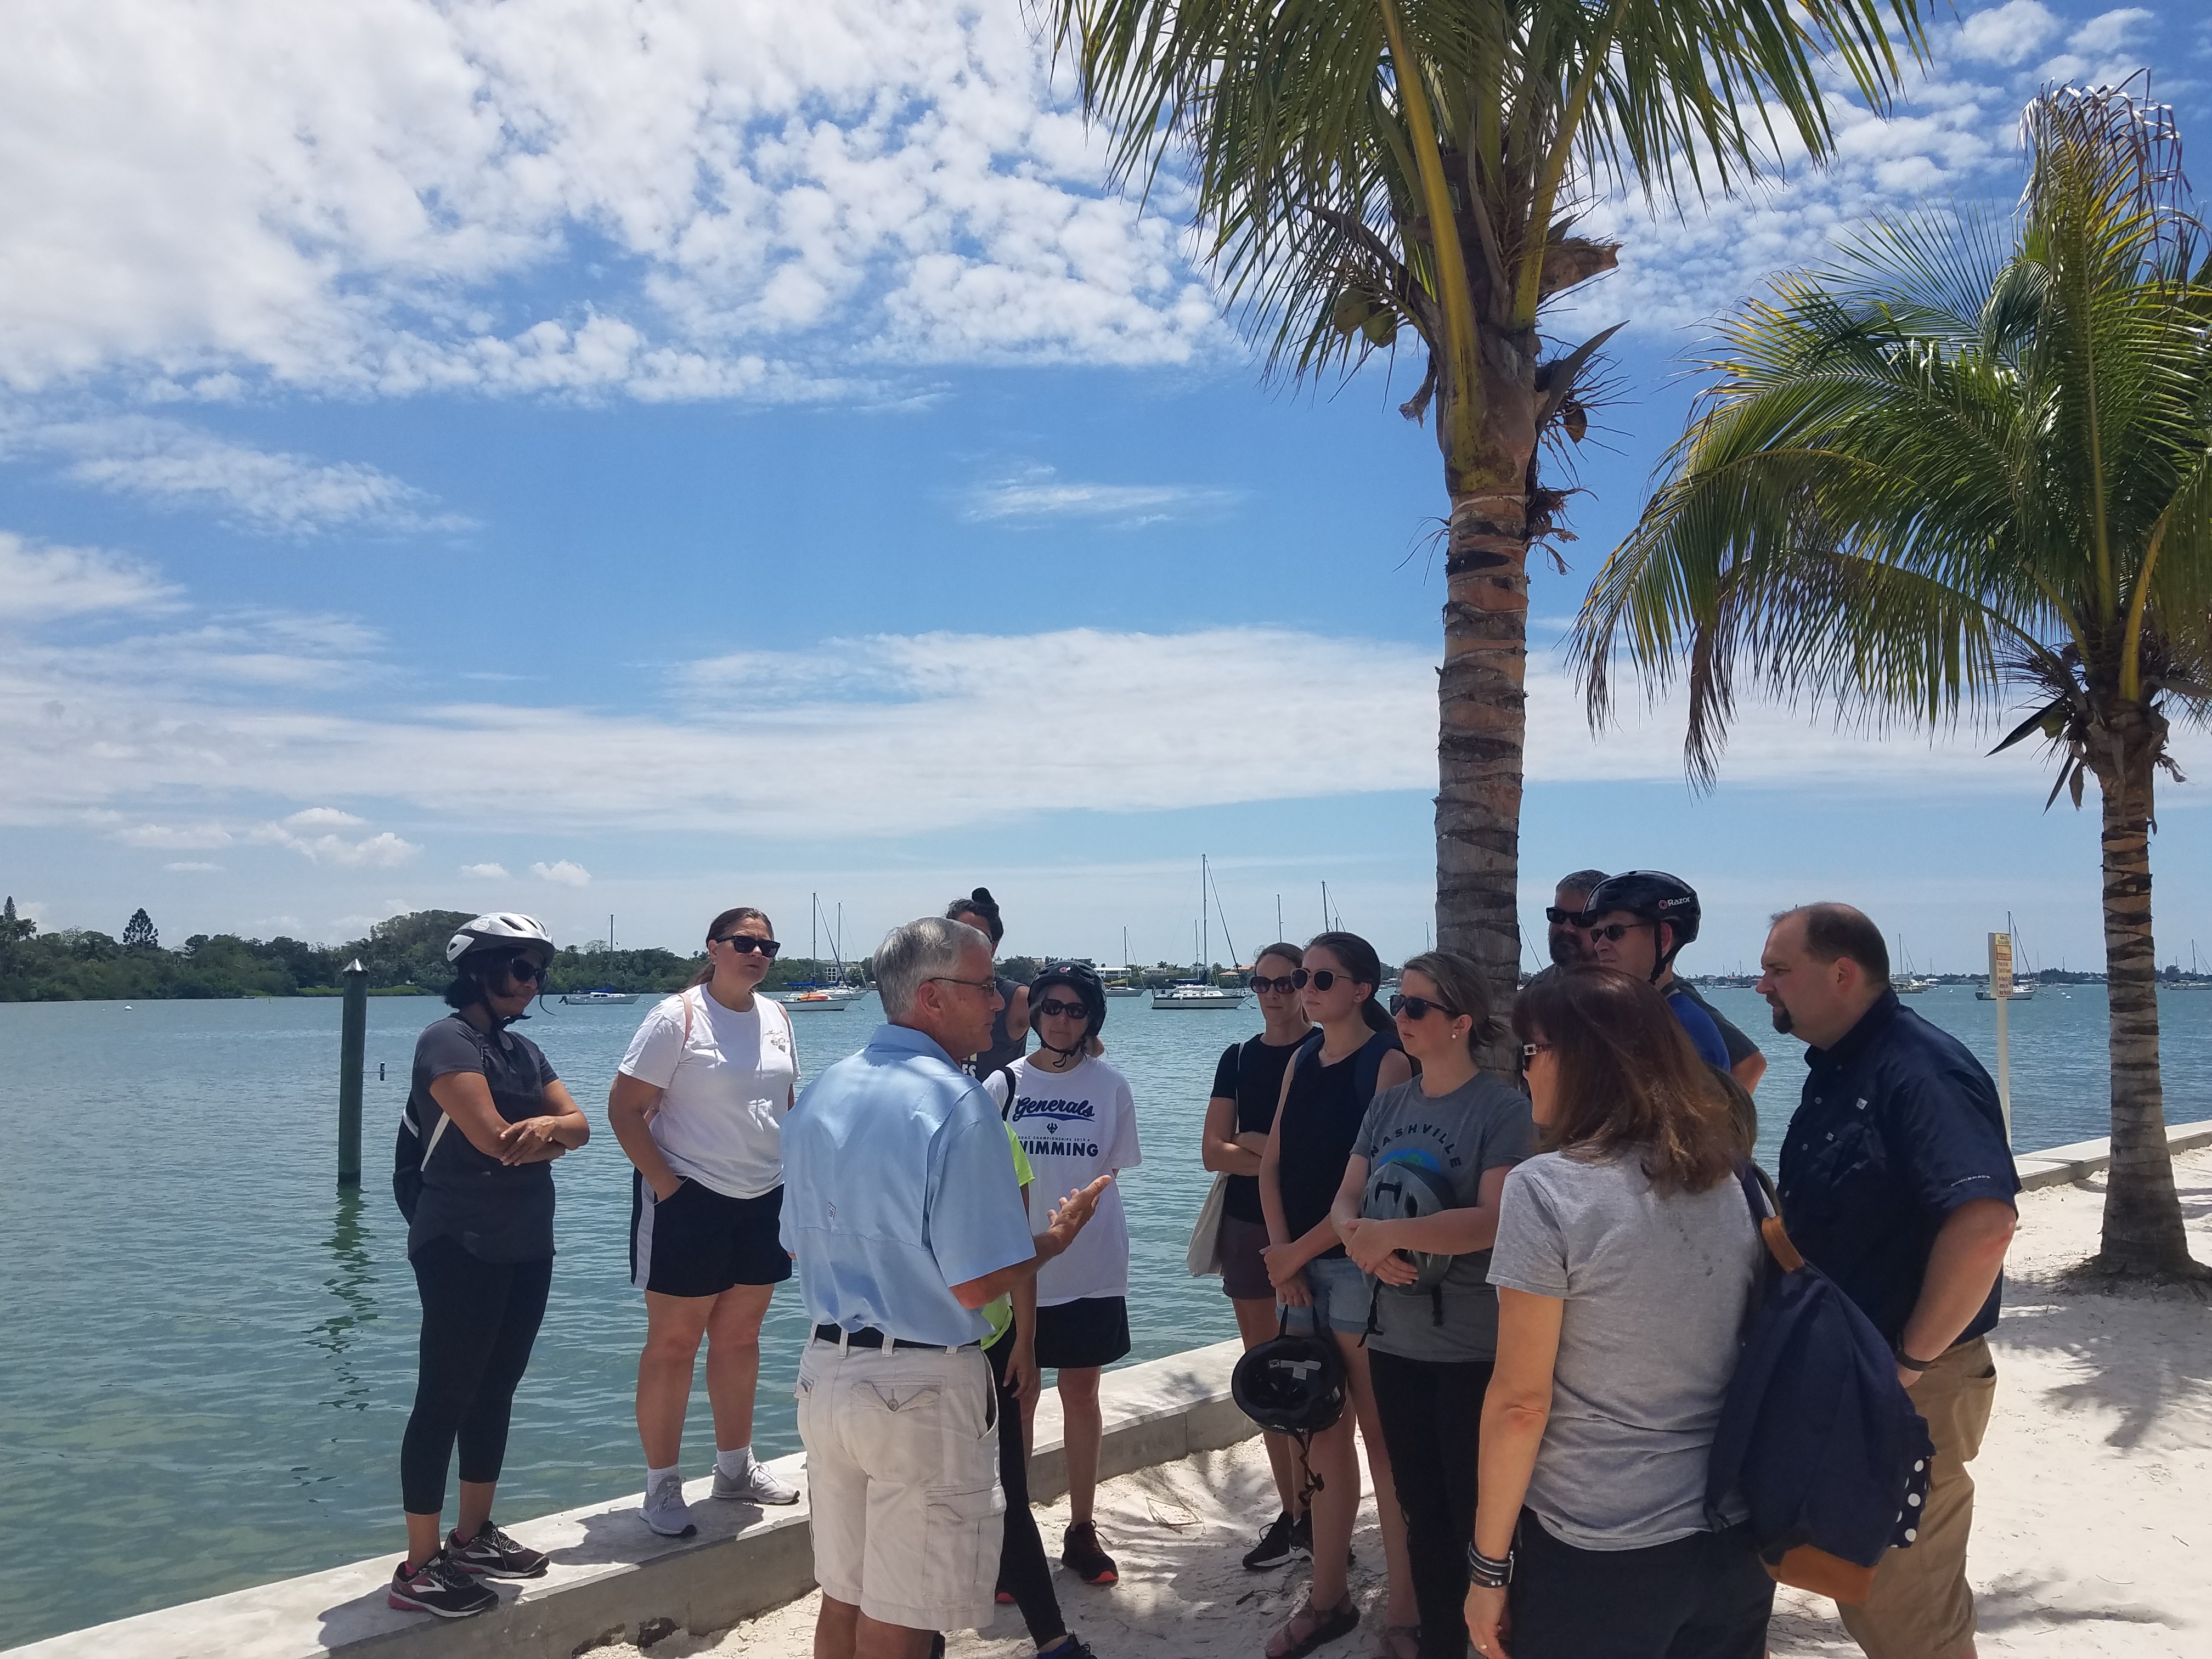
[9, 1341, 1252, 1659]
[18, 1119, 2211, 1659]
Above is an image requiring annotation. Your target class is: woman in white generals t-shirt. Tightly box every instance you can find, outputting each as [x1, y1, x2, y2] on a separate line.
[985, 963, 1140, 1588]
[607, 906, 800, 1536]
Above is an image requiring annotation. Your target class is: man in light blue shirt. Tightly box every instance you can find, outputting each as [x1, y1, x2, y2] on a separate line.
[784, 915, 1105, 1659]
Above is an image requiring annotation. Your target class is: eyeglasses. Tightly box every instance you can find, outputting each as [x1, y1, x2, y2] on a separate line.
[1389, 993, 1462, 1022]
[927, 975, 997, 995]
[1035, 997, 1088, 1020]
[1291, 968, 1356, 992]
[713, 934, 782, 958]
[1544, 906, 1585, 927]
[490, 956, 543, 984]
[1588, 922, 1654, 944]
[1249, 973, 1299, 995]
[1520, 1042, 1554, 1062]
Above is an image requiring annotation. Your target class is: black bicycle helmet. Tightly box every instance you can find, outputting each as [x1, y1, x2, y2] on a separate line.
[1231, 1327, 1346, 1437]
[1580, 870, 1701, 979]
[1028, 960, 1107, 1056]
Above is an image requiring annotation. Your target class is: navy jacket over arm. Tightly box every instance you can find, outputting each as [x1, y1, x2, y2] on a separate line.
[1776, 991, 2020, 1347]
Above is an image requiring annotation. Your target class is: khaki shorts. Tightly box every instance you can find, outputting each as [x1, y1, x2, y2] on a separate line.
[1839, 1336, 1998, 1659]
[795, 1338, 1004, 1633]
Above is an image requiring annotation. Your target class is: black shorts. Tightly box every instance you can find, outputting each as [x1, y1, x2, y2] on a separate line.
[630, 1173, 792, 1298]
[1032, 1296, 1130, 1370]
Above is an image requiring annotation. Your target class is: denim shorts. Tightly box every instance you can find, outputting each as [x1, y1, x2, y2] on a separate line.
[1280, 1253, 1370, 1337]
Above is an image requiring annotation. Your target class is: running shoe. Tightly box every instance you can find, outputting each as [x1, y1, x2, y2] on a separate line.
[1288, 1510, 1313, 1559]
[388, 1549, 498, 1618]
[1060, 1520, 1118, 1587]
[1043, 1638, 1097, 1658]
[447, 1519, 548, 1579]
[1243, 1510, 1299, 1571]
[711, 1457, 800, 1506]
[641, 1471, 698, 1538]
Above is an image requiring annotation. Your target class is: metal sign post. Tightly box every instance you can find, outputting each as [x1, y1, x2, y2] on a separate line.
[1988, 932, 2013, 1147]
[338, 958, 366, 1187]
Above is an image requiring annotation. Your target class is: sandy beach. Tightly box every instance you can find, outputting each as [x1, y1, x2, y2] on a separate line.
[607, 1149, 2212, 1659]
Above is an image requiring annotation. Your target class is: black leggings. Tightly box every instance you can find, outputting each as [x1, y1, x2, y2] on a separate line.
[400, 1237, 552, 1515]
[986, 1329, 1068, 1649]
[1368, 1348, 1493, 1659]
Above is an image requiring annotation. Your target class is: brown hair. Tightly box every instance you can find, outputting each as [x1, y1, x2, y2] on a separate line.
[1400, 949, 1504, 1057]
[1253, 941, 1304, 969]
[1306, 929, 1395, 1038]
[1774, 902, 1889, 985]
[946, 887, 1003, 946]
[1511, 968, 1739, 1195]
[691, 906, 774, 988]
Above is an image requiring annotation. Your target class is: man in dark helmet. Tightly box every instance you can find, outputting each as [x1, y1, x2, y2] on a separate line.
[1580, 871, 1732, 1073]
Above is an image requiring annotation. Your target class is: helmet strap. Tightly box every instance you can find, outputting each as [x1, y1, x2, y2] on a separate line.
[1034, 1032, 1088, 1063]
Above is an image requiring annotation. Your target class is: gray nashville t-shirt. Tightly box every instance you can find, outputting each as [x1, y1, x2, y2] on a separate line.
[1487, 1149, 1762, 1550]
[1350, 1074, 1535, 1363]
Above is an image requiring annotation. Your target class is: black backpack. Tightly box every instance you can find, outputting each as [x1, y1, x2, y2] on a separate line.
[1706, 1165, 1935, 1603]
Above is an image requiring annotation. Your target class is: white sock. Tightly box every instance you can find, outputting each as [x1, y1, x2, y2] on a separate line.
[715, 1446, 754, 1480]
[647, 1463, 681, 1490]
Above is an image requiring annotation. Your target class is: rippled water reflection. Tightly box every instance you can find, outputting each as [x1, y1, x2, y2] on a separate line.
[1, 984, 2204, 1641]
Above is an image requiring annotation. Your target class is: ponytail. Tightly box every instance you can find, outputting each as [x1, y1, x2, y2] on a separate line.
[1306, 929, 1396, 1038]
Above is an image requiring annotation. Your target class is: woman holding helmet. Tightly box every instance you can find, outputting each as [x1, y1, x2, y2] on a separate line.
[988, 960, 1141, 1589]
[390, 915, 590, 1618]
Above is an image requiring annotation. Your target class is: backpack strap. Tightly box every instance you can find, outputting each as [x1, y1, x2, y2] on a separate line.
[1734, 1161, 1803, 1273]
[1353, 1030, 1400, 1108]
[986, 1065, 1020, 1122]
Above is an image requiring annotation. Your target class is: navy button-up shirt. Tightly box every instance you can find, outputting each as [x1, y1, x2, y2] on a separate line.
[1776, 990, 2019, 1347]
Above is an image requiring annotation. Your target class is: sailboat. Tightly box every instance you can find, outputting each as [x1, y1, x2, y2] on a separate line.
[1105, 927, 1143, 996]
[778, 894, 866, 1010]
[1891, 935, 1928, 995]
[1154, 855, 1245, 1008]
[561, 913, 639, 1002]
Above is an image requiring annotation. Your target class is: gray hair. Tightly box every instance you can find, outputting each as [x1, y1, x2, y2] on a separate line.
[874, 915, 991, 1019]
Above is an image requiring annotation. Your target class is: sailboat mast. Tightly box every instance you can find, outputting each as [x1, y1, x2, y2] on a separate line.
[1201, 854, 1210, 973]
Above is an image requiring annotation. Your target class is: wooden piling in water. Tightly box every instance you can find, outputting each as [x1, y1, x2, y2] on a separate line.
[337, 959, 366, 1187]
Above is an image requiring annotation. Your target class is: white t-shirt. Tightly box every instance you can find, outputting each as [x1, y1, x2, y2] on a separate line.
[618, 988, 797, 1200]
[988, 1054, 1140, 1307]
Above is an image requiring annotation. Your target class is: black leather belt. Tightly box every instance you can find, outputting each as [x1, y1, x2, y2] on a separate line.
[812, 1323, 977, 1352]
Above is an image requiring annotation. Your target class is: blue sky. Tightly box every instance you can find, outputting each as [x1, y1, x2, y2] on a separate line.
[3, 1, 2209, 978]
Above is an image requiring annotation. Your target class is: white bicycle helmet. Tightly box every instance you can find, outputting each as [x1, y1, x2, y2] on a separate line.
[447, 913, 556, 967]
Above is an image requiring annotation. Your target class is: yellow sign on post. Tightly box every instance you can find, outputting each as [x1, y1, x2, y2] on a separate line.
[1988, 932, 2013, 1146]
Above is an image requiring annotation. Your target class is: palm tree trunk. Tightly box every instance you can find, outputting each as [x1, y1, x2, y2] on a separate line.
[2090, 714, 2205, 1277]
[1435, 479, 1528, 1065]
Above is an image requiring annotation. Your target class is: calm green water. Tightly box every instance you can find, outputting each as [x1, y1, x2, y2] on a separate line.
[1, 984, 2207, 1644]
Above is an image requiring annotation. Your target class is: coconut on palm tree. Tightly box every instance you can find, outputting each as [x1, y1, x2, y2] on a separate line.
[1573, 82, 2210, 1279]
[1046, 0, 1928, 1041]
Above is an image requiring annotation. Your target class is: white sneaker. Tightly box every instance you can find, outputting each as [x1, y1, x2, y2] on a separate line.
[641, 1472, 697, 1538]
[712, 1457, 800, 1505]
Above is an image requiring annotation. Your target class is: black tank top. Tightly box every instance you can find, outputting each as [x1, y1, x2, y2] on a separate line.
[972, 974, 1027, 1074]
[1212, 1034, 1305, 1226]
[1274, 1033, 1393, 1260]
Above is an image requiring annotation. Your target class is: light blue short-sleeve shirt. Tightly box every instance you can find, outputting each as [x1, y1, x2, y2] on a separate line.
[780, 1022, 1036, 1347]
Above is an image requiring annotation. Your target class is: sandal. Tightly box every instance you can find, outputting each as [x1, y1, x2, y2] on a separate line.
[1266, 1597, 1360, 1659]
[1373, 1626, 1420, 1659]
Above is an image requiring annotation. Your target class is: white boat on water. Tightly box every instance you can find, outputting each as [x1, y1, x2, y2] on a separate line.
[1152, 984, 1245, 1009]
[1975, 982, 2037, 1002]
[779, 987, 866, 1011]
[1104, 984, 1144, 998]
[560, 989, 638, 1005]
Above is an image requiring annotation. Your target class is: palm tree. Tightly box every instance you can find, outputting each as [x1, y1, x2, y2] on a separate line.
[1572, 83, 2211, 1279]
[1046, 0, 1926, 1031]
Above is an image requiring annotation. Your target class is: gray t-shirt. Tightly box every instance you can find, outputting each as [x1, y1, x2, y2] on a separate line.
[1350, 1074, 1534, 1362]
[1487, 1150, 1760, 1550]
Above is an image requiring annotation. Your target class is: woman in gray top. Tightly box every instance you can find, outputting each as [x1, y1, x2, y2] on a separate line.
[1463, 969, 1767, 1659]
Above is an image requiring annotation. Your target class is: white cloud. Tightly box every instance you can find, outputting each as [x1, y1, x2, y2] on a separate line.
[1956, 2, 2061, 65]
[2067, 8, 2154, 55]
[114, 822, 234, 849]
[460, 861, 511, 879]
[0, 1, 1223, 400]
[0, 533, 177, 623]
[531, 859, 592, 887]
[251, 821, 422, 867]
[1, 417, 472, 535]
[283, 806, 366, 829]
[162, 860, 222, 872]
[958, 466, 1242, 526]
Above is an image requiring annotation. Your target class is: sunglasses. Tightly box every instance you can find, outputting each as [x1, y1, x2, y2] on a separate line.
[1520, 1041, 1554, 1062]
[1588, 922, 1654, 944]
[1544, 906, 1585, 927]
[1035, 997, 1089, 1020]
[1389, 993, 1461, 1022]
[713, 934, 782, 958]
[488, 955, 543, 985]
[1248, 973, 1299, 995]
[1291, 968, 1358, 992]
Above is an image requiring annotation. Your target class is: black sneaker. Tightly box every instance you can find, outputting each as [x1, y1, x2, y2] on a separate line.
[1244, 1510, 1299, 1571]
[1288, 1510, 1312, 1560]
[1061, 1520, 1118, 1587]
[448, 1520, 549, 1579]
[388, 1549, 498, 1618]
[1043, 1638, 1097, 1658]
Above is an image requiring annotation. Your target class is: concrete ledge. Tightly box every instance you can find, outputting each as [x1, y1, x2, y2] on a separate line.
[9, 1340, 1252, 1659]
[2015, 1119, 2212, 1191]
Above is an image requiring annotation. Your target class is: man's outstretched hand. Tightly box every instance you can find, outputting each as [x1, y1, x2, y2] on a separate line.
[1039, 1174, 1114, 1259]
